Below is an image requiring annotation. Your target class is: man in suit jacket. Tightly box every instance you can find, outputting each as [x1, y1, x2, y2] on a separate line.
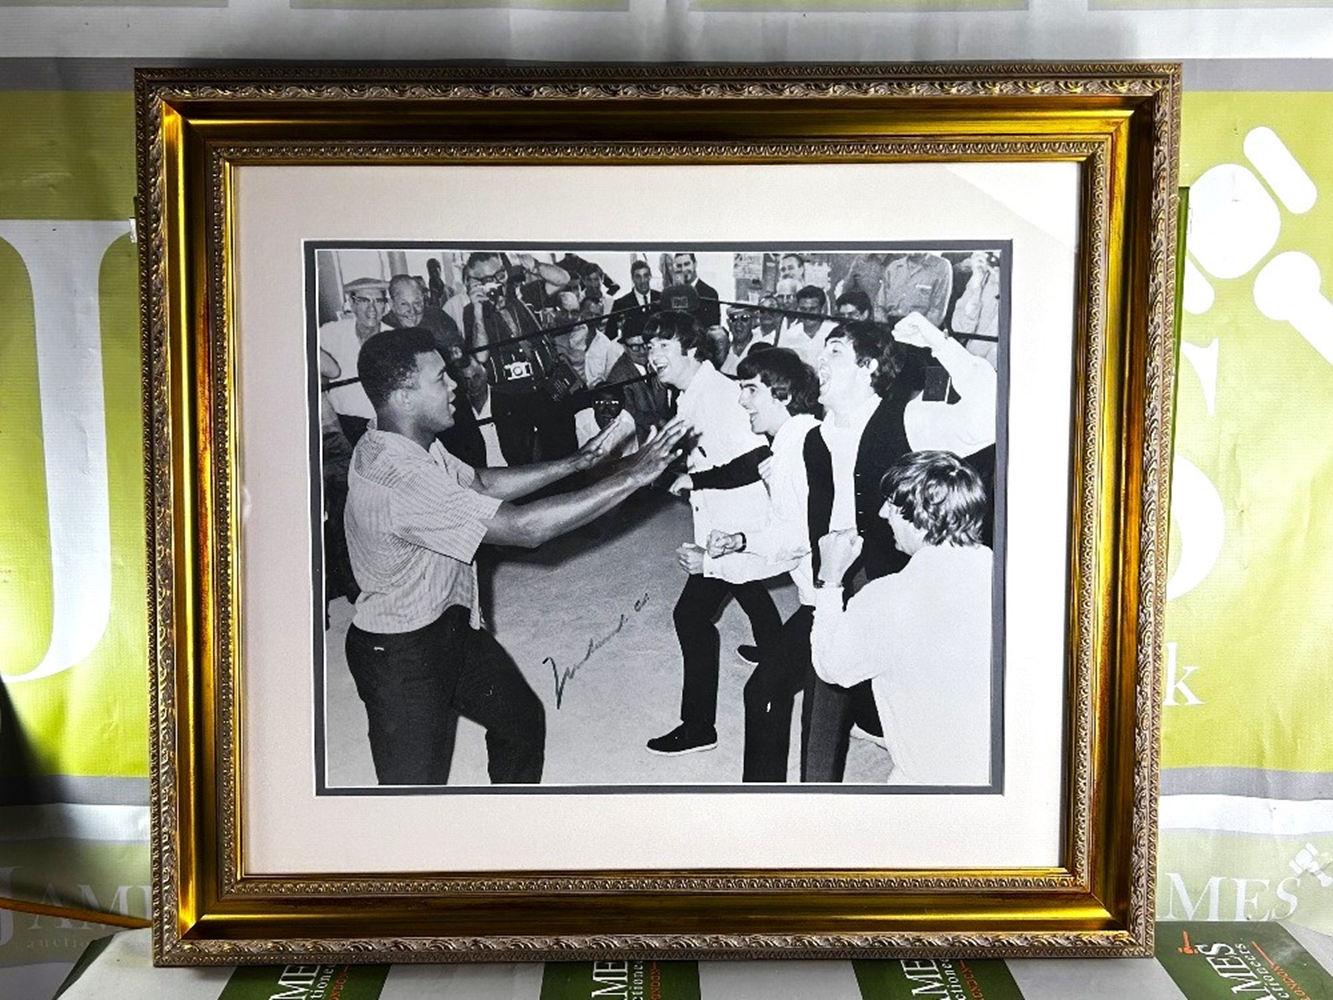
[800, 320, 915, 782]
[672, 251, 722, 329]
[597, 329, 672, 444]
[611, 259, 662, 341]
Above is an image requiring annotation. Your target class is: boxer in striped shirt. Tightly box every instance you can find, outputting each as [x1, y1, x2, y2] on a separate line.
[344, 326, 685, 786]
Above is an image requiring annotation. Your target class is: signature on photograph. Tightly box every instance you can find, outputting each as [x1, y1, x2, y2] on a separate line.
[547, 592, 650, 709]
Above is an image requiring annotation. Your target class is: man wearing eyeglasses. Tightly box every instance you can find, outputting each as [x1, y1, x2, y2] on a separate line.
[456, 251, 576, 464]
[321, 276, 393, 422]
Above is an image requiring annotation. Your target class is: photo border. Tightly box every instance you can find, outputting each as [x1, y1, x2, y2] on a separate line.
[306, 238, 1013, 798]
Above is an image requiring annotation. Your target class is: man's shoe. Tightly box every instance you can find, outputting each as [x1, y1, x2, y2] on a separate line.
[736, 644, 760, 665]
[646, 724, 718, 756]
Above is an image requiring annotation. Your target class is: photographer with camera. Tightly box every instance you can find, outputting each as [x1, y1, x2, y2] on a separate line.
[458, 251, 577, 465]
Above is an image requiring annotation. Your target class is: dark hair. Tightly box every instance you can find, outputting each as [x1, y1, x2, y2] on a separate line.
[796, 285, 826, 310]
[673, 251, 697, 263]
[630, 259, 652, 274]
[880, 451, 987, 547]
[781, 252, 805, 267]
[463, 251, 502, 275]
[357, 327, 438, 410]
[642, 308, 709, 360]
[825, 319, 904, 396]
[835, 289, 873, 317]
[736, 346, 821, 417]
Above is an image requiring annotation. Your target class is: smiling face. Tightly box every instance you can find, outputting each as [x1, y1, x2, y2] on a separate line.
[348, 289, 387, 333]
[774, 278, 800, 310]
[737, 377, 788, 437]
[815, 335, 874, 406]
[672, 254, 697, 285]
[389, 279, 426, 327]
[647, 336, 694, 389]
[779, 255, 804, 283]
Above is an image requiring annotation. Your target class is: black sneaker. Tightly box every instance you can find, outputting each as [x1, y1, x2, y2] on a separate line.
[646, 724, 718, 756]
[736, 644, 759, 664]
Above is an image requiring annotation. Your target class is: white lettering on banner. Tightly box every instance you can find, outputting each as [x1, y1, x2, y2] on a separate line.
[1289, 843, 1333, 887]
[0, 220, 129, 683]
[592, 960, 630, 998]
[1253, 251, 1333, 366]
[1164, 873, 1301, 921]
[1167, 457, 1226, 602]
[1163, 642, 1204, 707]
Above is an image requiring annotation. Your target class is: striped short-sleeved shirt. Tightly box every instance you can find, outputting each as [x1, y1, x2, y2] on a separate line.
[345, 429, 502, 634]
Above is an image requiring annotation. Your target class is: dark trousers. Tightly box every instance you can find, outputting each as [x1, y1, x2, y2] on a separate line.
[673, 573, 784, 730]
[742, 605, 812, 782]
[801, 674, 882, 783]
[492, 389, 576, 464]
[345, 605, 545, 785]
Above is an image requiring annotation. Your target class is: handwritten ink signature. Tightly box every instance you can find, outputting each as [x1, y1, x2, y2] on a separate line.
[547, 592, 650, 709]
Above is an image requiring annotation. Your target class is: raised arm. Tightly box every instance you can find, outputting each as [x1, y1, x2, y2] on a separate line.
[482, 420, 687, 549]
[471, 411, 636, 501]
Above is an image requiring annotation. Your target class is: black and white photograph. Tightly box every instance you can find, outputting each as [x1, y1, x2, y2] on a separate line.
[310, 243, 1009, 793]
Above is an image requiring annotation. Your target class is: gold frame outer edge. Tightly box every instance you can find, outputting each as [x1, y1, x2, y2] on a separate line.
[136, 62, 1180, 964]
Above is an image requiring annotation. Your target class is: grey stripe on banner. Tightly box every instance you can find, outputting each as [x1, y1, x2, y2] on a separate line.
[1161, 767, 1333, 801]
[1185, 59, 1333, 91]
[0, 775, 148, 807]
[0, 57, 244, 92]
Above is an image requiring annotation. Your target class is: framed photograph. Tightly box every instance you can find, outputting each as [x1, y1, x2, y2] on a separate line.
[137, 64, 1180, 964]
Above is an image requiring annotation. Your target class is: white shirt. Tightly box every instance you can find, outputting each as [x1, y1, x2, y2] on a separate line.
[738, 413, 819, 604]
[320, 317, 390, 419]
[904, 337, 998, 458]
[473, 394, 507, 469]
[346, 430, 501, 633]
[675, 362, 774, 585]
[812, 543, 993, 786]
[583, 330, 625, 387]
[820, 395, 881, 532]
[719, 330, 776, 376]
[777, 318, 839, 366]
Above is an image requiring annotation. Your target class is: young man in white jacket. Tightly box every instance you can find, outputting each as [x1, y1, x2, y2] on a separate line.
[644, 311, 785, 756]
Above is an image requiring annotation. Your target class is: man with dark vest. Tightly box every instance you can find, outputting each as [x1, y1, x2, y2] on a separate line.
[801, 319, 914, 782]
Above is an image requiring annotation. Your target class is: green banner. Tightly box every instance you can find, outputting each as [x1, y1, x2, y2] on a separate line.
[853, 957, 1023, 999]
[220, 964, 391, 1000]
[1163, 92, 1333, 775]
[541, 960, 701, 1000]
[1157, 922, 1333, 999]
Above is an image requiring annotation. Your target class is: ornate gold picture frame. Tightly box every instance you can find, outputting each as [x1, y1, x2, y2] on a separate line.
[137, 64, 1179, 964]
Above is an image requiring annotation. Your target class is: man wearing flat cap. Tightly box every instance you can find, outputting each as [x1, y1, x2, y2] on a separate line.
[321, 276, 393, 422]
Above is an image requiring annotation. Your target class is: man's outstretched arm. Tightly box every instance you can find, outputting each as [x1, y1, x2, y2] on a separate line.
[470, 412, 636, 501]
[482, 420, 687, 549]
